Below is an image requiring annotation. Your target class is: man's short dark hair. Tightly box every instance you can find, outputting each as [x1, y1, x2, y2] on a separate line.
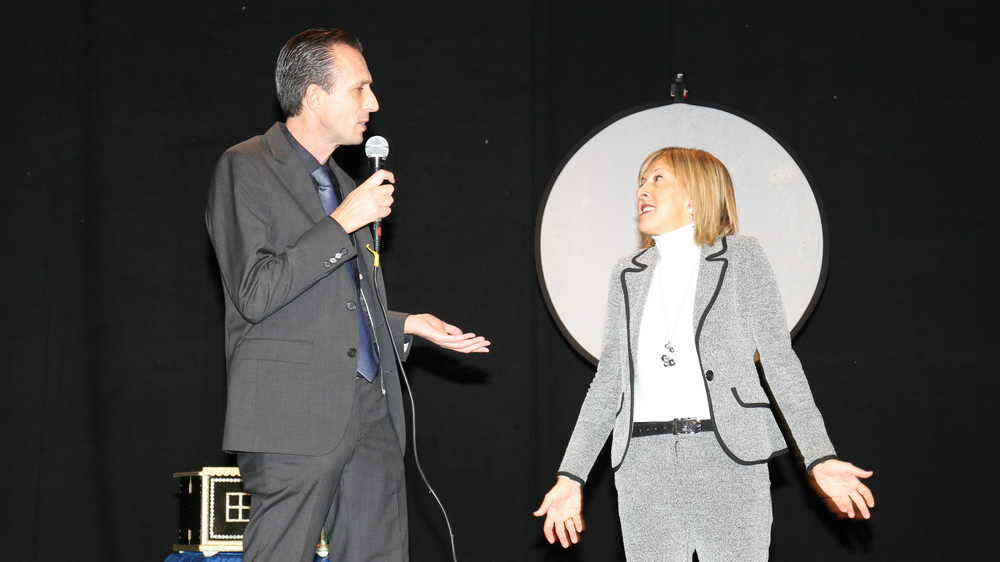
[275, 28, 363, 118]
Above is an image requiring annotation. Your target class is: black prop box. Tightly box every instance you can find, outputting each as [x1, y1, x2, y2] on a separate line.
[173, 467, 247, 555]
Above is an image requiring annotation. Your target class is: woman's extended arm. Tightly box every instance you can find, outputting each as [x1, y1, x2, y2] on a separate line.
[744, 237, 874, 518]
[556, 264, 627, 482]
[534, 263, 627, 547]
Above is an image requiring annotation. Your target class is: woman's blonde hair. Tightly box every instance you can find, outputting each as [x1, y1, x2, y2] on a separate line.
[638, 147, 738, 247]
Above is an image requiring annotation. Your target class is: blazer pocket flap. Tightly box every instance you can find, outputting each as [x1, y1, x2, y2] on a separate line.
[731, 386, 771, 409]
[236, 338, 314, 364]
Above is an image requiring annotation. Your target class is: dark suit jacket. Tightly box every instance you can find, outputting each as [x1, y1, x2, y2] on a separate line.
[206, 122, 410, 456]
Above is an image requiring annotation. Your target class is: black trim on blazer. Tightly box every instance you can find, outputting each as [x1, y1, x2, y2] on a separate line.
[806, 454, 839, 473]
[693, 238, 770, 466]
[611, 248, 652, 473]
[731, 386, 772, 409]
[615, 392, 624, 416]
[556, 471, 586, 486]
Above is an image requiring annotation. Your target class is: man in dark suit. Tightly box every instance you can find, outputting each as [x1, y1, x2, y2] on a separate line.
[205, 28, 490, 562]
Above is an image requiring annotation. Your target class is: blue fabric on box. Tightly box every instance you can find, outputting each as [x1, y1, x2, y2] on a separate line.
[165, 552, 328, 561]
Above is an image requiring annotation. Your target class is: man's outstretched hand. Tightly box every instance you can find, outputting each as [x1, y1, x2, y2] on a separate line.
[404, 313, 491, 353]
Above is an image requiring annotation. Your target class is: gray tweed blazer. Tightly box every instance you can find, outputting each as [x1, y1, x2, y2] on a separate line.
[558, 235, 836, 483]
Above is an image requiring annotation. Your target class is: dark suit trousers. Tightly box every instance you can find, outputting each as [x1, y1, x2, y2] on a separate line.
[237, 376, 408, 562]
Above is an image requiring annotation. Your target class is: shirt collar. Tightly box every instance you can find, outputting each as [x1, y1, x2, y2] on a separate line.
[279, 122, 327, 175]
[651, 222, 697, 254]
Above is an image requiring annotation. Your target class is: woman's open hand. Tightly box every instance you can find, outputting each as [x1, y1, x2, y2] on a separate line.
[533, 476, 585, 548]
[809, 458, 875, 519]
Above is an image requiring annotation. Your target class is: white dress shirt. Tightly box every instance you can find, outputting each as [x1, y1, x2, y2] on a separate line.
[633, 223, 711, 421]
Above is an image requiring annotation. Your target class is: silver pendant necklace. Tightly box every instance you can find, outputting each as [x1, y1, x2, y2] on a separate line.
[649, 226, 699, 372]
[659, 263, 697, 370]
[661, 342, 677, 367]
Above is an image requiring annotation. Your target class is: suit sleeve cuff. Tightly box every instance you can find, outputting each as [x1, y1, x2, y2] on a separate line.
[298, 215, 357, 279]
[806, 454, 838, 472]
[387, 311, 412, 361]
[556, 471, 585, 486]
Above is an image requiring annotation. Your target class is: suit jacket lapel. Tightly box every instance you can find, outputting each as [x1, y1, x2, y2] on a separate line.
[622, 238, 729, 352]
[623, 247, 658, 372]
[693, 237, 729, 341]
[263, 123, 327, 224]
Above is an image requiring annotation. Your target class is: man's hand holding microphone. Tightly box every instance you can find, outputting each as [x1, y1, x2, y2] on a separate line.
[330, 169, 395, 234]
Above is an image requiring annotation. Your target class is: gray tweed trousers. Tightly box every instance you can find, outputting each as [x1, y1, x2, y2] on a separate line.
[614, 431, 772, 561]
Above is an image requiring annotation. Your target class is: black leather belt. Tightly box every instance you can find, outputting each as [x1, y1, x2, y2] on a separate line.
[632, 418, 715, 437]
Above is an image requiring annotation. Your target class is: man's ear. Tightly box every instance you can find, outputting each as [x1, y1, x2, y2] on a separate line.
[302, 83, 325, 114]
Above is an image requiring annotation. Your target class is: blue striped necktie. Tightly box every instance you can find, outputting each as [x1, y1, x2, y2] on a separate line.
[311, 165, 379, 382]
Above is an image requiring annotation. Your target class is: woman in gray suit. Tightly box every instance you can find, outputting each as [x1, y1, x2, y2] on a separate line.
[533, 147, 875, 560]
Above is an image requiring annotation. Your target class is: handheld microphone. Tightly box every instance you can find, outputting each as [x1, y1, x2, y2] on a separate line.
[364, 135, 390, 253]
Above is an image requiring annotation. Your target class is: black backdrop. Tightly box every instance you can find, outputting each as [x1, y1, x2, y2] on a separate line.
[2, 1, 989, 560]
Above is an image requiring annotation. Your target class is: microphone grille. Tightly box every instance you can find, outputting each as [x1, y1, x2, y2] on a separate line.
[365, 135, 389, 158]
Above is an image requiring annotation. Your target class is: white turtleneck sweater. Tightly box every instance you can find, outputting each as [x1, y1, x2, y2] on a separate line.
[633, 223, 711, 422]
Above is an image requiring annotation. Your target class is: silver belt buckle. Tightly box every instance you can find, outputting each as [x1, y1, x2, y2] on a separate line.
[672, 417, 699, 434]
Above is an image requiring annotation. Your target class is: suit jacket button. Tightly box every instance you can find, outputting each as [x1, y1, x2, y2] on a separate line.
[705, 370, 714, 381]
[334, 252, 343, 260]
[323, 262, 331, 268]
[345, 301, 357, 311]
[329, 257, 337, 263]
[347, 348, 357, 358]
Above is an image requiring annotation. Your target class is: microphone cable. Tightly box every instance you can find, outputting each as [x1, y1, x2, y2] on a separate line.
[365, 244, 459, 562]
